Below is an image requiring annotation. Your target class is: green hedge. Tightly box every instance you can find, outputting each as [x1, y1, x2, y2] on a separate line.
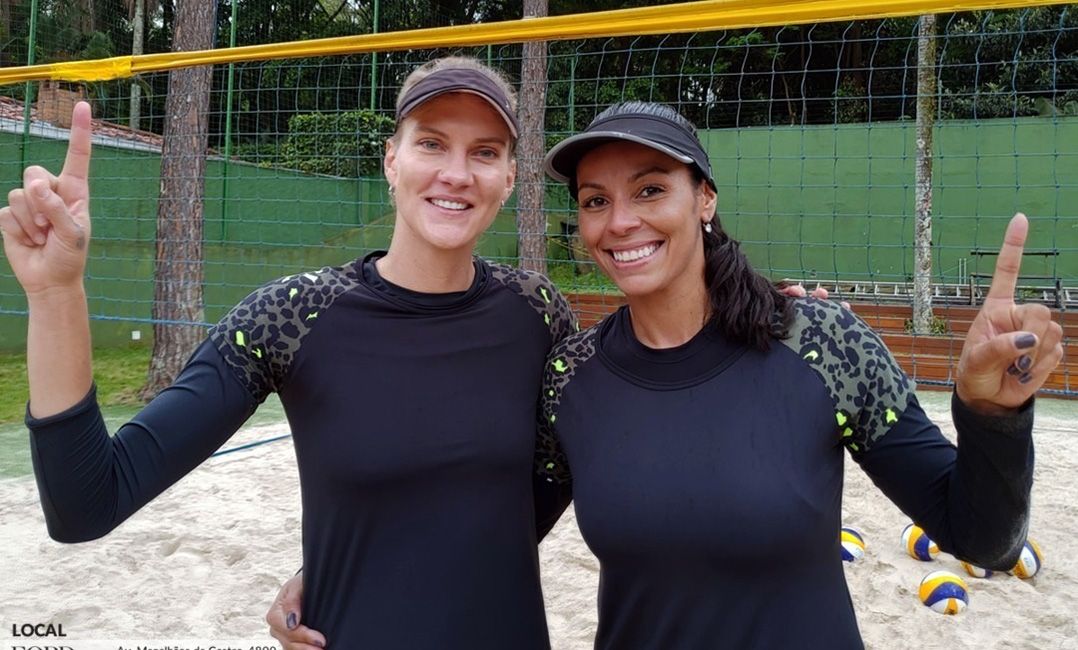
[279, 110, 394, 178]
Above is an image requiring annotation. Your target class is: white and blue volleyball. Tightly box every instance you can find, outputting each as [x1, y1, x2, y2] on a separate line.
[960, 561, 994, 579]
[1011, 539, 1044, 579]
[902, 523, 939, 561]
[919, 570, 969, 615]
[840, 527, 866, 562]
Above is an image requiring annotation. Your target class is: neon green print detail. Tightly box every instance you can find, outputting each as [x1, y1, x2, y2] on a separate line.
[836, 411, 847, 427]
[548, 389, 555, 397]
[253, 348, 263, 359]
[289, 287, 299, 299]
[234, 331, 246, 347]
[306, 312, 319, 321]
[545, 313, 552, 326]
[539, 287, 551, 303]
[848, 442, 860, 452]
[546, 462, 555, 470]
[552, 358, 569, 373]
[549, 413, 556, 423]
[804, 350, 820, 361]
[842, 427, 853, 438]
[885, 408, 899, 424]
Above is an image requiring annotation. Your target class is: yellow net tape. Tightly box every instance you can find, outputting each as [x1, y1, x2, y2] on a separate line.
[0, 0, 1070, 85]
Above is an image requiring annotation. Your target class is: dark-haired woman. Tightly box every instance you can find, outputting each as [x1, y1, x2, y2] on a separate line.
[3, 57, 577, 649]
[532, 101, 1061, 648]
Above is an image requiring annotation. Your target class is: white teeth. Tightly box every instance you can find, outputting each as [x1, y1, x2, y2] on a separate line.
[611, 243, 659, 263]
[431, 198, 469, 210]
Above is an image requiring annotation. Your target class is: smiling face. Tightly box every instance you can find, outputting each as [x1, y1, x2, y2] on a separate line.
[384, 92, 516, 257]
[575, 140, 716, 301]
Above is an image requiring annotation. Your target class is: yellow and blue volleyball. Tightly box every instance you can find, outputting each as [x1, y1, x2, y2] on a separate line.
[1010, 539, 1044, 579]
[840, 527, 866, 562]
[919, 570, 969, 615]
[960, 561, 994, 579]
[902, 523, 939, 561]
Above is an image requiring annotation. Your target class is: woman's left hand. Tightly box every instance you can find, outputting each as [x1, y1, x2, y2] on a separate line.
[956, 213, 1064, 415]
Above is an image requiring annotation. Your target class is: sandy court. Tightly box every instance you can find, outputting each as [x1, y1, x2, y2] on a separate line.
[1, 391, 1075, 648]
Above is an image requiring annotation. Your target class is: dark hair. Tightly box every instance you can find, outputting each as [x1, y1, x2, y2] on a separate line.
[699, 205, 794, 350]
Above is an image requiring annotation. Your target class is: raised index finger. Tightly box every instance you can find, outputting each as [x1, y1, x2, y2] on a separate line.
[986, 212, 1028, 302]
[60, 101, 93, 184]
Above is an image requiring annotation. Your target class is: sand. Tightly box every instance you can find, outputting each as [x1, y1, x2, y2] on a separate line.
[1, 391, 1075, 649]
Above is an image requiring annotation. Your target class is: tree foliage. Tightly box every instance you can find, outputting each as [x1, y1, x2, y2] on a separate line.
[2, 2, 1073, 149]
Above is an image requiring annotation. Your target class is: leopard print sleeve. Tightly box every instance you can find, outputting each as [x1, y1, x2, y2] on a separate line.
[488, 262, 579, 344]
[208, 266, 360, 402]
[534, 326, 600, 485]
[779, 298, 914, 456]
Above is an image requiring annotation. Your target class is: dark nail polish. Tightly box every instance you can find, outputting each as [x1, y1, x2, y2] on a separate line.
[1016, 334, 1037, 349]
[1017, 354, 1033, 371]
[1019, 372, 1033, 384]
[286, 612, 297, 630]
[1007, 364, 1022, 376]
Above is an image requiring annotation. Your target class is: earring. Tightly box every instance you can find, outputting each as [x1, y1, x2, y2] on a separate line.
[388, 185, 396, 197]
[703, 221, 713, 234]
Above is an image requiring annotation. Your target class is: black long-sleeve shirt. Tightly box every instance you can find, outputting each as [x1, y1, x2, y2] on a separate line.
[28, 252, 577, 649]
[535, 298, 1034, 649]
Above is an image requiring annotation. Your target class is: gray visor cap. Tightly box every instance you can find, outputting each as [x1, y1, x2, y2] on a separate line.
[543, 113, 716, 195]
[396, 67, 519, 138]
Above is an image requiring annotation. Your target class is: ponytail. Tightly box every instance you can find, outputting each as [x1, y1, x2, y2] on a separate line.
[702, 218, 793, 350]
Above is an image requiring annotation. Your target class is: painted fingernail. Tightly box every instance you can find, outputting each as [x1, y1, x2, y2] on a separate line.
[286, 612, 297, 630]
[1017, 354, 1033, 371]
[1007, 364, 1023, 377]
[1019, 373, 1033, 384]
[1016, 334, 1037, 349]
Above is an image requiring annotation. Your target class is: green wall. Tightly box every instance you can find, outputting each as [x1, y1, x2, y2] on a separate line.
[1, 116, 1075, 349]
[709, 117, 1077, 284]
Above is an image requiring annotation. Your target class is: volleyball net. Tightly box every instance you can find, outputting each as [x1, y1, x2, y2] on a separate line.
[0, 1, 1074, 395]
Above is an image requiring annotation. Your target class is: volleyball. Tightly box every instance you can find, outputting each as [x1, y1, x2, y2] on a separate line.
[841, 527, 866, 562]
[960, 561, 994, 579]
[902, 523, 939, 561]
[919, 571, 970, 615]
[1011, 539, 1044, 579]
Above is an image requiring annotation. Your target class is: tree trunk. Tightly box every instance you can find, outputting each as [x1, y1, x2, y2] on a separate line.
[140, 1, 215, 400]
[516, 0, 548, 274]
[78, 0, 96, 33]
[129, 0, 144, 131]
[913, 14, 936, 335]
[0, 0, 11, 68]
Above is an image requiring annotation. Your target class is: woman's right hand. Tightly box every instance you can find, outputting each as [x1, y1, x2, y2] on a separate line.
[0, 101, 93, 297]
[266, 571, 327, 649]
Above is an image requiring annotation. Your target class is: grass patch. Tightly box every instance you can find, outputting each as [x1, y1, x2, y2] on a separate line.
[0, 346, 152, 478]
[0, 346, 290, 478]
[0, 345, 152, 425]
[547, 261, 619, 294]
